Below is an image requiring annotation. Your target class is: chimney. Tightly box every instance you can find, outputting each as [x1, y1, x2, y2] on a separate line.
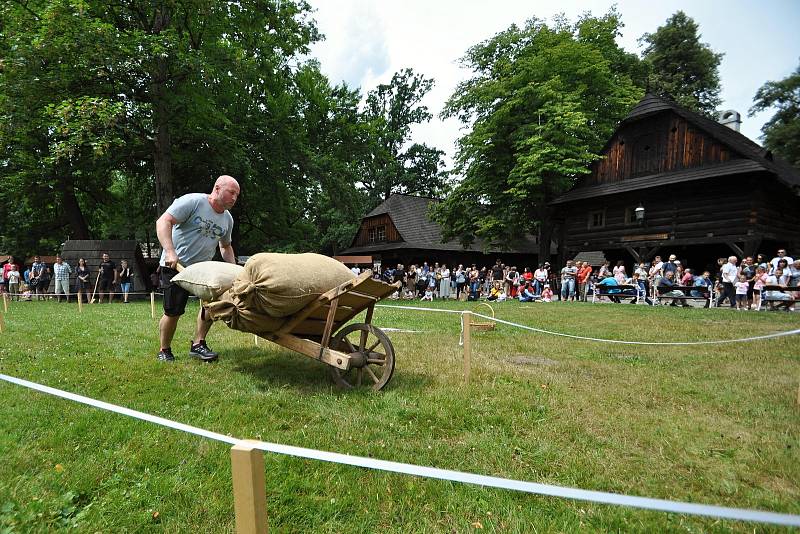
[718, 110, 741, 132]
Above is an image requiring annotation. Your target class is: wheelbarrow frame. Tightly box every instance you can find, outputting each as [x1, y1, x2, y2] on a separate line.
[256, 271, 401, 388]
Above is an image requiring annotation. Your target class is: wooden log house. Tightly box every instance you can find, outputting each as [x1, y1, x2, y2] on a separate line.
[550, 94, 800, 268]
[342, 194, 544, 269]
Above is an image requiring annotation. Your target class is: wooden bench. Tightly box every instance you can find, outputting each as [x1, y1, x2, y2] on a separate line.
[759, 284, 797, 311]
[591, 284, 638, 303]
[655, 285, 712, 307]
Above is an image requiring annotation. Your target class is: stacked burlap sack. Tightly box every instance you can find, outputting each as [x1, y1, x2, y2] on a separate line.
[173, 253, 355, 335]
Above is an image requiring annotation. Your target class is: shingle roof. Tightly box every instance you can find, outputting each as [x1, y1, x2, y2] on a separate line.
[550, 159, 765, 204]
[346, 194, 543, 254]
[621, 94, 800, 189]
[552, 94, 800, 205]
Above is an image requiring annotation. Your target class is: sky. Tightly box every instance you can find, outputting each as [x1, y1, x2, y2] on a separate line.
[307, 0, 800, 170]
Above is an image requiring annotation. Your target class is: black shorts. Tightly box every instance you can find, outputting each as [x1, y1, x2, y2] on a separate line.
[99, 277, 113, 291]
[160, 267, 190, 317]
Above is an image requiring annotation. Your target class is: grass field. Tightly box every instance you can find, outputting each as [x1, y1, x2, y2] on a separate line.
[0, 297, 798, 533]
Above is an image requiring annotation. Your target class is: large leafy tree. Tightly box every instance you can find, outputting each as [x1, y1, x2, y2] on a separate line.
[433, 12, 644, 261]
[359, 69, 449, 206]
[749, 63, 800, 169]
[640, 11, 723, 116]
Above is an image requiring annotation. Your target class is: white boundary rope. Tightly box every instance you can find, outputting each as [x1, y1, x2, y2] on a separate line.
[1, 373, 798, 527]
[375, 304, 800, 346]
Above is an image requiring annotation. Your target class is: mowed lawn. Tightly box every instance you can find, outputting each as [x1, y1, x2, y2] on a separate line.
[0, 297, 798, 533]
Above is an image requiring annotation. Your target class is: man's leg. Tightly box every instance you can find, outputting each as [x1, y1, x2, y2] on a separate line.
[193, 307, 213, 346]
[159, 314, 180, 351]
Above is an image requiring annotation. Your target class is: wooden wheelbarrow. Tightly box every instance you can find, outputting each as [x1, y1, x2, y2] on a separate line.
[255, 271, 401, 390]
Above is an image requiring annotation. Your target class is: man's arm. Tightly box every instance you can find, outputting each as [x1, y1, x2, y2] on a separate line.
[156, 212, 179, 268]
[219, 241, 236, 264]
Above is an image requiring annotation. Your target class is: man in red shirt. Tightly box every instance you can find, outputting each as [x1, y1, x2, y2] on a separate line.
[576, 261, 593, 302]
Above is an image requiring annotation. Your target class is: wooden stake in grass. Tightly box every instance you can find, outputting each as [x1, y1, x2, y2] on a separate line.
[231, 440, 268, 534]
[462, 311, 471, 385]
[77, 294, 82, 314]
[0, 309, 5, 333]
[2, 292, 7, 314]
[254, 334, 259, 346]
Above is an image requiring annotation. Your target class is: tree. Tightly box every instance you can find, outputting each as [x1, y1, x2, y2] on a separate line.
[433, 12, 643, 261]
[640, 11, 723, 116]
[359, 69, 449, 206]
[749, 63, 800, 168]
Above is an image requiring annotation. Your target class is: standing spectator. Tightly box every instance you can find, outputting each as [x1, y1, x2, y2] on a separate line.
[406, 265, 417, 298]
[533, 264, 548, 295]
[468, 264, 480, 301]
[118, 259, 133, 303]
[648, 255, 664, 297]
[770, 249, 793, 274]
[734, 274, 749, 310]
[7, 263, 21, 301]
[789, 259, 800, 287]
[30, 255, 48, 300]
[751, 265, 768, 310]
[52, 255, 72, 303]
[491, 260, 504, 288]
[576, 262, 592, 301]
[505, 266, 519, 298]
[716, 256, 738, 308]
[3, 256, 20, 294]
[455, 265, 466, 300]
[350, 264, 361, 276]
[663, 255, 679, 277]
[97, 253, 116, 303]
[598, 260, 611, 280]
[75, 258, 90, 304]
[635, 262, 649, 297]
[613, 260, 627, 284]
[739, 257, 756, 309]
[439, 264, 451, 299]
[560, 260, 578, 302]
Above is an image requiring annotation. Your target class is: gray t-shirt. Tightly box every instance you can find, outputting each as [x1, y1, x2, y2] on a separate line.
[160, 193, 234, 267]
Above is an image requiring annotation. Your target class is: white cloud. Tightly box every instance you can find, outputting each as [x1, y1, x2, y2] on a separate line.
[308, 0, 800, 169]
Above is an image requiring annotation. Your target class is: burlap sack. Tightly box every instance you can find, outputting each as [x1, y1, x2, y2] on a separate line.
[204, 290, 285, 335]
[172, 261, 244, 301]
[230, 253, 355, 317]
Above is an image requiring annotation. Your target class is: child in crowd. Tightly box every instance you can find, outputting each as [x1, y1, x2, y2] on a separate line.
[421, 286, 434, 301]
[752, 265, 767, 310]
[7, 265, 21, 301]
[734, 274, 750, 310]
[540, 284, 553, 302]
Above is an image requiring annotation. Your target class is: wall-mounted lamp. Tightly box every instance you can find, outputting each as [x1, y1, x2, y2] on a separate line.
[634, 204, 645, 222]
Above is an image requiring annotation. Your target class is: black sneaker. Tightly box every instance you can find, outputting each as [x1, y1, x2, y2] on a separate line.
[157, 349, 175, 362]
[189, 341, 218, 362]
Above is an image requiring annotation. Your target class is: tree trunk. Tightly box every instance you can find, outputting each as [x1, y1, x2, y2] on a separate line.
[58, 174, 90, 239]
[153, 88, 174, 215]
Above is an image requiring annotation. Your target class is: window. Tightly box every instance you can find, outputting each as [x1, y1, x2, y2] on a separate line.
[588, 210, 606, 229]
[368, 227, 377, 243]
[624, 207, 639, 226]
[376, 225, 386, 242]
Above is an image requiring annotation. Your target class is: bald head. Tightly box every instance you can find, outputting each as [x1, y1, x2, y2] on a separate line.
[210, 175, 240, 212]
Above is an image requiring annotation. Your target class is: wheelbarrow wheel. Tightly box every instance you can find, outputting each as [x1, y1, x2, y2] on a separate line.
[330, 323, 395, 390]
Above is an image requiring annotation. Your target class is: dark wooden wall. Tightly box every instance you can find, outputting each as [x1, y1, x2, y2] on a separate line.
[587, 111, 738, 186]
[559, 173, 800, 255]
[60, 240, 152, 291]
[353, 214, 402, 247]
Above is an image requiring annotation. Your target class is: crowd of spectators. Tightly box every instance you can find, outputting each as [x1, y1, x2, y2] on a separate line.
[366, 247, 799, 311]
[0, 253, 137, 303]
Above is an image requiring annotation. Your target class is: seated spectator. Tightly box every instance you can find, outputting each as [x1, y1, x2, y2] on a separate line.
[691, 271, 713, 307]
[540, 284, 553, 302]
[517, 282, 537, 302]
[626, 272, 653, 305]
[487, 282, 506, 302]
[764, 269, 795, 311]
[658, 271, 690, 307]
[680, 268, 694, 287]
[595, 274, 622, 303]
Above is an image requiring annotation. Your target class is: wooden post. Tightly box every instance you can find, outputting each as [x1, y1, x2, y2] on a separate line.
[2, 292, 7, 313]
[462, 311, 471, 385]
[254, 334, 259, 346]
[0, 308, 5, 333]
[77, 294, 83, 314]
[150, 292, 156, 319]
[231, 440, 268, 534]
